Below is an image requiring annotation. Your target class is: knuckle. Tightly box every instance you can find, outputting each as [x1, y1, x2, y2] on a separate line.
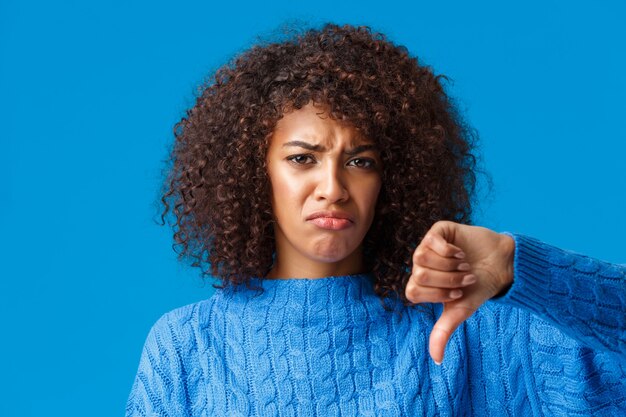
[414, 251, 428, 264]
[448, 273, 463, 287]
[405, 284, 421, 303]
[414, 269, 428, 285]
[448, 275, 457, 286]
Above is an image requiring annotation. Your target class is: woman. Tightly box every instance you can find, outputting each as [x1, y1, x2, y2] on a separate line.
[126, 23, 626, 416]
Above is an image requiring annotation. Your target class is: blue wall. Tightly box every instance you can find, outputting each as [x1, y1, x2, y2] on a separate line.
[1, 1, 624, 415]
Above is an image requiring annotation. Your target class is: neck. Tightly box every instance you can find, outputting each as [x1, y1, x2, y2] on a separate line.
[265, 246, 366, 279]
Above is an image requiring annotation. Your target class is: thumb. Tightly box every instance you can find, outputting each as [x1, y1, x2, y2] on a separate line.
[429, 304, 474, 365]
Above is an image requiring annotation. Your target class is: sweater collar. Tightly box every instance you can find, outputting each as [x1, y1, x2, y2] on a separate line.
[247, 272, 376, 300]
[217, 272, 401, 323]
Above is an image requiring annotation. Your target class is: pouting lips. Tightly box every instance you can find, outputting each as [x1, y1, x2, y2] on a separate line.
[308, 217, 353, 230]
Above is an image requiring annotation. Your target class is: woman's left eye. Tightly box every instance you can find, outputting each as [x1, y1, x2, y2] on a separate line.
[348, 158, 376, 169]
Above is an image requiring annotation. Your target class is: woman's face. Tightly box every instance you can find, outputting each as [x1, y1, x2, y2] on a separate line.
[265, 102, 382, 278]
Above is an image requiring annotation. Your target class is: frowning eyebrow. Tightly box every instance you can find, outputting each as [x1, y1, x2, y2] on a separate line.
[282, 140, 377, 156]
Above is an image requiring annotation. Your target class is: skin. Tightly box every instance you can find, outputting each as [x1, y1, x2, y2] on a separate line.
[408, 221, 516, 364]
[264, 101, 516, 365]
[265, 102, 383, 279]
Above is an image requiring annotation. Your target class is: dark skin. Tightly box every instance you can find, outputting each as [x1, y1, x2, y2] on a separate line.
[264, 103, 382, 279]
[263, 103, 516, 365]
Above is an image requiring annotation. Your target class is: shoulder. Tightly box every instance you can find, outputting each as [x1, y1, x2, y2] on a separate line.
[143, 294, 221, 354]
[152, 294, 216, 332]
[127, 297, 222, 415]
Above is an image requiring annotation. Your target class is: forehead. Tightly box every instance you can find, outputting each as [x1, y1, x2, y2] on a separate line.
[271, 103, 373, 147]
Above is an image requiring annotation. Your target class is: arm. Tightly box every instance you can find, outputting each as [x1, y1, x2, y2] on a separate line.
[408, 220, 626, 364]
[125, 312, 191, 417]
[493, 233, 626, 357]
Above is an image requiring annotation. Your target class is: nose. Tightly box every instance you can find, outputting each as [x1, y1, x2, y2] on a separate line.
[314, 162, 349, 203]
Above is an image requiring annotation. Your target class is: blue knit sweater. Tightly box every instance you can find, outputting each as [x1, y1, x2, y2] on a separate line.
[125, 234, 626, 416]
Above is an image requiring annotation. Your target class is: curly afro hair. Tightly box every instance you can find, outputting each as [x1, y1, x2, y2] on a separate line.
[159, 22, 480, 305]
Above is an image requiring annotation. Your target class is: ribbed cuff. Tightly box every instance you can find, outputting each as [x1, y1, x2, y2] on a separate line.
[492, 233, 555, 317]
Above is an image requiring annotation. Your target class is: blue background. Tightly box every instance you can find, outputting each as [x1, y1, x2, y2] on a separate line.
[1, 0, 624, 415]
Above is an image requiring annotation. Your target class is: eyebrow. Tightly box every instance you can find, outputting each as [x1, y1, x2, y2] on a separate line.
[282, 140, 377, 156]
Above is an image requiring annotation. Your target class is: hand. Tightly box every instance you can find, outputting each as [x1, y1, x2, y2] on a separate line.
[406, 220, 516, 365]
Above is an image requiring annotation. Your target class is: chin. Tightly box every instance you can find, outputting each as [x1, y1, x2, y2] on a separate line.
[308, 241, 358, 263]
[311, 253, 349, 263]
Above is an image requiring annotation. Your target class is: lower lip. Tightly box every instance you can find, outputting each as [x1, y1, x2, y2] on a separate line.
[308, 217, 353, 230]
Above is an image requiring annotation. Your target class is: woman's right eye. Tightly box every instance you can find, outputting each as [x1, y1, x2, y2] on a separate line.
[287, 154, 315, 165]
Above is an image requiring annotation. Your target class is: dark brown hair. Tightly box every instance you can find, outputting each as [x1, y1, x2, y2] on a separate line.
[158, 22, 480, 304]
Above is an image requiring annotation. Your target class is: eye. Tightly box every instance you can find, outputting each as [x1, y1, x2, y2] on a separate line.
[347, 158, 376, 169]
[286, 154, 316, 165]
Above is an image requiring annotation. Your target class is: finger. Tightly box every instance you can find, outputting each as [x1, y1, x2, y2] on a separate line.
[413, 247, 472, 272]
[429, 305, 474, 365]
[411, 268, 477, 289]
[423, 232, 464, 259]
[405, 283, 465, 304]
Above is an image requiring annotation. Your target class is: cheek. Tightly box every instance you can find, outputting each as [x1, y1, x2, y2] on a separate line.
[360, 180, 382, 223]
[371, 180, 382, 200]
[269, 171, 308, 216]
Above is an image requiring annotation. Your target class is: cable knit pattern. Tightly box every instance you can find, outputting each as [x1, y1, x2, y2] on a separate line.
[125, 234, 626, 416]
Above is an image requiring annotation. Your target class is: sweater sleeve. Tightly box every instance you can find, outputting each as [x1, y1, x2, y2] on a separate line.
[493, 233, 626, 358]
[125, 311, 192, 417]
